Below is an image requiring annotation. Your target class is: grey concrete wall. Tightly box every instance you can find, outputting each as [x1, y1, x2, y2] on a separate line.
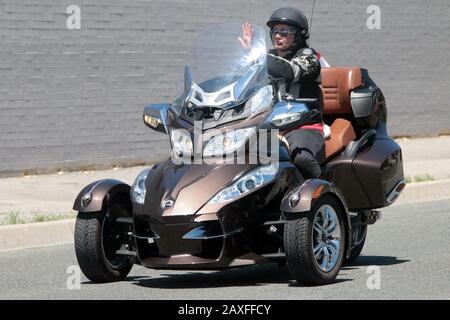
[0, 0, 449, 176]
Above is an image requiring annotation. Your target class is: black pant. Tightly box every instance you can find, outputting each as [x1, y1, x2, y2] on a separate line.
[284, 128, 325, 179]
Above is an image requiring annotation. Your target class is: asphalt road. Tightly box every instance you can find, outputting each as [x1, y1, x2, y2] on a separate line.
[1, 199, 449, 300]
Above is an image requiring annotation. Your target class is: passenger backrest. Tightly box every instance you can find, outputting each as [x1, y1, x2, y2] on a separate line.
[321, 67, 363, 116]
[320, 67, 362, 162]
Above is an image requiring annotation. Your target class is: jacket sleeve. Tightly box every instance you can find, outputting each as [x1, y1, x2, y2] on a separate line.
[267, 53, 296, 82]
[267, 48, 321, 83]
[291, 48, 321, 83]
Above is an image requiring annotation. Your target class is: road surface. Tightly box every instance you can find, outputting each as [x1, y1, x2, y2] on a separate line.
[1, 199, 449, 300]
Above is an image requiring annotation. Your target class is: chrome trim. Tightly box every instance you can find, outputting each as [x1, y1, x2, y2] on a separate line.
[129, 230, 160, 240]
[386, 179, 406, 204]
[131, 234, 160, 240]
[187, 81, 236, 107]
[161, 199, 174, 209]
[182, 227, 243, 240]
[80, 180, 103, 208]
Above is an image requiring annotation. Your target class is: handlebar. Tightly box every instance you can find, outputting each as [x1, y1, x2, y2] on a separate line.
[282, 94, 318, 106]
[291, 98, 317, 104]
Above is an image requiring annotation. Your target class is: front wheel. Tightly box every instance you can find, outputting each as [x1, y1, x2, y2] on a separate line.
[284, 194, 346, 285]
[74, 195, 133, 283]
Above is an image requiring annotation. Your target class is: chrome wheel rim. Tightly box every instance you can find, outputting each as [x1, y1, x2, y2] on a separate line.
[312, 204, 341, 273]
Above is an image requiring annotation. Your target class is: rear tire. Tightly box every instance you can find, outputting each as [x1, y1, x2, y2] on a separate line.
[74, 195, 133, 283]
[284, 194, 346, 285]
[345, 224, 367, 264]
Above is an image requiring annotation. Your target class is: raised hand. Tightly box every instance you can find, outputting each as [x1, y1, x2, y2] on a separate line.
[237, 22, 254, 50]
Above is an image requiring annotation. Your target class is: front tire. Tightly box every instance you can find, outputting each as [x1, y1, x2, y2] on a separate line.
[284, 194, 346, 285]
[74, 195, 133, 283]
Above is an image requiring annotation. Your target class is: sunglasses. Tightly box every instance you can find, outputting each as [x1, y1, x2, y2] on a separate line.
[270, 28, 296, 37]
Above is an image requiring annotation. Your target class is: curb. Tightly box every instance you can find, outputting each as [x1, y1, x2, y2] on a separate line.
[393, 179, 450, 206]
[1, 179, 450, 253]
[0, 219, 75, 252]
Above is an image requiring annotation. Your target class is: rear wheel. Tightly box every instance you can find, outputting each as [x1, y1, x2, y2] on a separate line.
[284, 194, 346, 285]
[345, 223, 367, 264]
[74, 195, 133, 283]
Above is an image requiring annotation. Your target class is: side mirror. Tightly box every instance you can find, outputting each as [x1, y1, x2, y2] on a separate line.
[143, 104, 169, 134]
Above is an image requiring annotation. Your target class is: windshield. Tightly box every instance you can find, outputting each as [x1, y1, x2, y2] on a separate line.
[174, 23, 268, 112]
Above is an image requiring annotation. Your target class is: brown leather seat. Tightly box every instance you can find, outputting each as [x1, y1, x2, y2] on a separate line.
[323, 118, 356, 162]
[320, 67, 362, 162]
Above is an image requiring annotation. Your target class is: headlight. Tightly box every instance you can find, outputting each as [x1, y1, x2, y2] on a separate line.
[131, 168, 151, 205]
[208, 164, 278, 204]
[170, 129, 193, 156]
[203, 127, 255, 157]
[247, 85, 273, 115]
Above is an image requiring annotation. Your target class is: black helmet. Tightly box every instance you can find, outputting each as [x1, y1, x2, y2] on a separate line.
[266, 7, 309, 41]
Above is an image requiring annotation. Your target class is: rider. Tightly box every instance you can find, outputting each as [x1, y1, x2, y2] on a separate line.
[239, 7, 328, 179]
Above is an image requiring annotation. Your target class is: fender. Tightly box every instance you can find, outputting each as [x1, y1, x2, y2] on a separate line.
[73, 179, 131, 213]
[280, 179, 352, 259]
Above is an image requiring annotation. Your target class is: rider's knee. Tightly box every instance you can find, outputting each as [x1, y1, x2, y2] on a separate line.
[293, 150, 322, 179]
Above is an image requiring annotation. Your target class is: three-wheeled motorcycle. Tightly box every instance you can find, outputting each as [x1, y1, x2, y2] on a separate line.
[73, 24, 405, 285]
